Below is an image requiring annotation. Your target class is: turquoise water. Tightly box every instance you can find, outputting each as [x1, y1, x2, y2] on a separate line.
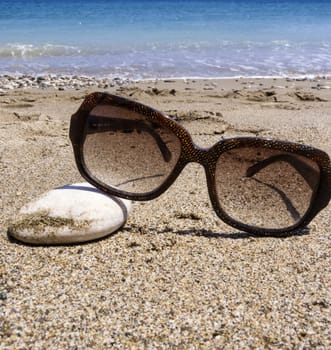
[0, 0, 331, 78]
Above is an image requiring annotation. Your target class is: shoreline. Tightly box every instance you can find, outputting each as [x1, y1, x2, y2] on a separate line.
[1, 73, 331, 92]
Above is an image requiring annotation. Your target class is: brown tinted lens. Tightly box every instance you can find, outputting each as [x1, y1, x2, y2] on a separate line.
[82, 104, 181, 194]
[215, 147, 320, 230]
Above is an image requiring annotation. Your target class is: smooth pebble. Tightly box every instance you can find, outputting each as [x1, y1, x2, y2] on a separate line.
[8, 182, 131, 244]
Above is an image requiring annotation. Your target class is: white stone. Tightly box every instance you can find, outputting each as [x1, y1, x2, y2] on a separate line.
[8, 183, 131, 245]
[2, 84, 14, 90]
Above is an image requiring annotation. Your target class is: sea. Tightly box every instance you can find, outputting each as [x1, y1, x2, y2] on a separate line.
[0, 0, 331, 79]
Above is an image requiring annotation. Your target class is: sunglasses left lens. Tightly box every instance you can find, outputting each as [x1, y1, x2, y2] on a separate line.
[82, 104, 181, 195]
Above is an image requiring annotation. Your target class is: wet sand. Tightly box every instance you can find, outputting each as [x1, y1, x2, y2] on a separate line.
[0, 76, 330, 348]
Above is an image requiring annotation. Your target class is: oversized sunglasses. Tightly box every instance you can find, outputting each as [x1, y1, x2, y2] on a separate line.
[69, 92, 330, 236]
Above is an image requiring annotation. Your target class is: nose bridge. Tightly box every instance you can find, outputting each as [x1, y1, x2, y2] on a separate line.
[181, 143, 217, 208]
[183, 143, 212, 167]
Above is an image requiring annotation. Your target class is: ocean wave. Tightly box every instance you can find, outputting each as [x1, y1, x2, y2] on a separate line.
[1, 40, 330, 58]
[0, 40, 331, 79]
[0, 43, 82, 58]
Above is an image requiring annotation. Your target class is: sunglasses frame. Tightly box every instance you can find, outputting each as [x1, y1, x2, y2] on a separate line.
[70, 92, 331, 235]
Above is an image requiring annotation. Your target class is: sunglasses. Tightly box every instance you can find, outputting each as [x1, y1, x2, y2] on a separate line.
[69, 92, 330, 236]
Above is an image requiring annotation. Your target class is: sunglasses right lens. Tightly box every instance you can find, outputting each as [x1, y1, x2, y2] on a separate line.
[215, 147, 320, 230]
[82, 104, 181, 195]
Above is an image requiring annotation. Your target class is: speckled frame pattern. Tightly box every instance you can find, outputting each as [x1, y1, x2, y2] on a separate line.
[70, 92, 331, 236]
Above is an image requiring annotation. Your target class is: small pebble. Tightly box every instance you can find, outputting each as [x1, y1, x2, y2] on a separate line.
[0, 291, 7, 300]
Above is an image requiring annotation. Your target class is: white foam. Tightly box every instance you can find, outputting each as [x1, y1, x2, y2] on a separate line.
[0, 43, 81, 58]
[1, 40, 331, 80]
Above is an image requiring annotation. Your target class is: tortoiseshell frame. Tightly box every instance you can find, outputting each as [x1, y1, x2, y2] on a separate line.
[70, 92, 331, 236]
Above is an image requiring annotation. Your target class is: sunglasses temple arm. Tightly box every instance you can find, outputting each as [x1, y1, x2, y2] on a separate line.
[250, 178, 301, 222]
[86, 115, 172, 162]
[245, 154, 319, 190]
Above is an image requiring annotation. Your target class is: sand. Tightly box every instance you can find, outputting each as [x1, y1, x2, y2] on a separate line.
[0, 76, 330, 349]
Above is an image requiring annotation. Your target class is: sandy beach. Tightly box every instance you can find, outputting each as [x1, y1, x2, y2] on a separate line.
[1, 76, 330, 348]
